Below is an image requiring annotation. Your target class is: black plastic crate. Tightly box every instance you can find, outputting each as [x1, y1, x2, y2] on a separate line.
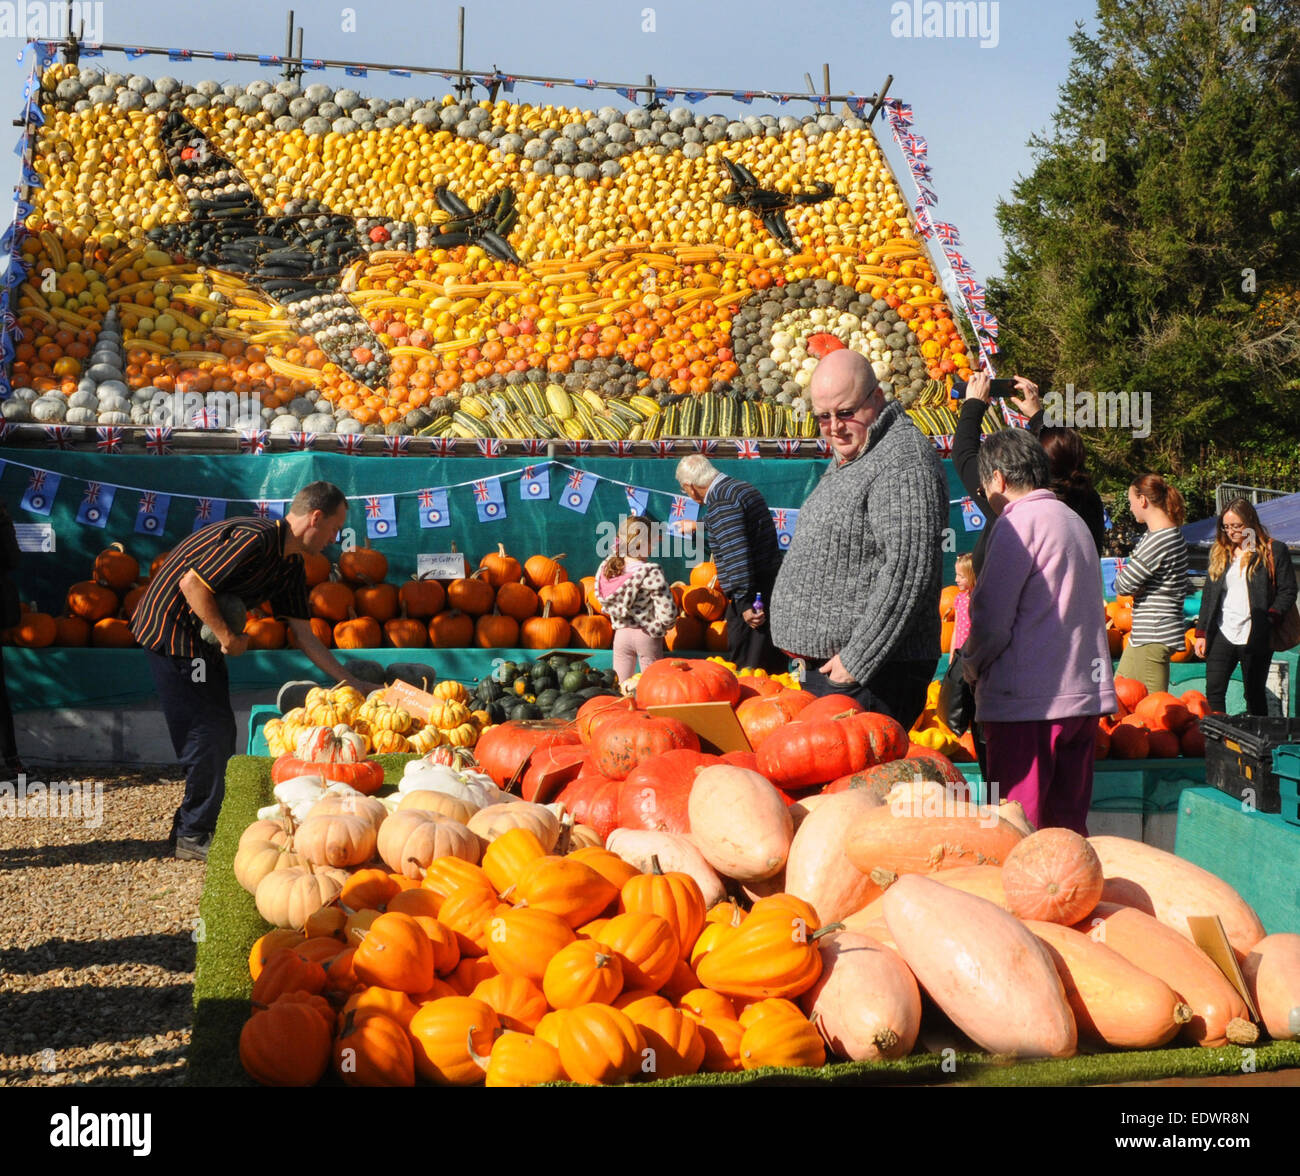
[1273, 745, 1300, 827]
[1200, 715, 1300, 813]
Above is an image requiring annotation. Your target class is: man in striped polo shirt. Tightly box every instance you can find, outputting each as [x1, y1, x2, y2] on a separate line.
[131, 481, 373, 861]
[676, 455, 787, 672]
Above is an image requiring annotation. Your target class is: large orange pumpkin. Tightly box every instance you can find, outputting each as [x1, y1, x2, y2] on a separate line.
[593, 712, 701, 780]
[636, 658, 741, 709]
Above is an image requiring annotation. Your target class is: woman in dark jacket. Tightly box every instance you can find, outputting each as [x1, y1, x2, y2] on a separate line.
[1194, 498, 1298, 715]
[953, 375, 1106, 576]
[0, 499, 25, 776]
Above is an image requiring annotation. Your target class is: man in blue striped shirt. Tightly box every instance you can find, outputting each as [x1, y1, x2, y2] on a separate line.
[676, 456, 787, 672]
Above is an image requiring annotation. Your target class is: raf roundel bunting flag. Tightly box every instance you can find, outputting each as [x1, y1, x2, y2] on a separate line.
[666, 494, 700, 536]
[473, 478, 507, 523]
[624, 486, 649, 517]
[20, 469, 60, 515]
[961, 498, 986, 532]
[135, 491, 171, 535]
[364, 494, 397, 540]
[519, 465, 550, 502]
[770, 507, 799, 550]
[77, 481, 116, 528]
[559, 469, 596, 515]
[193, 497, 227, 533]
[418, 488, 450, 529]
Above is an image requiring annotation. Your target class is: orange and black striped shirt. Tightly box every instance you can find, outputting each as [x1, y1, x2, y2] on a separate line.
[130, 517, 309, 658]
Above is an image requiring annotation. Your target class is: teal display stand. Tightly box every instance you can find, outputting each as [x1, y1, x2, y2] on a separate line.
[1174, 786, 1300, 935]
[957, 759, 1206, 814]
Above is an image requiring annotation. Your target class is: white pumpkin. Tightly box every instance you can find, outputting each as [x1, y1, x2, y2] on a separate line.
[466, 801, 561, 850]
[294, 724, 366, 764]
[398, 761, 503, 809]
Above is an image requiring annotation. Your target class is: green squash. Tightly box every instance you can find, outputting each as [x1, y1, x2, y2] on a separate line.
[485, 699, 511, 724]
[493, 660, 520, 685]
[509, 701, 542, 721]
[475, 678, 503, 703]
[561, 668, 588, 693]
[534, 688, 561, 713]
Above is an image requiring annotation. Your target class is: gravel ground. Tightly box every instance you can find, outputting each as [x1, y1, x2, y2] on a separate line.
[0, 765, 202, 1087]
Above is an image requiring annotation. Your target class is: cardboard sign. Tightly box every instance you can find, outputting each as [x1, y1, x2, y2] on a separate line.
[645, 702, 753, 755]
[1186, 915, 1260, 1022]
[382, 679, 440, 724]
[417, 552, 467, 581]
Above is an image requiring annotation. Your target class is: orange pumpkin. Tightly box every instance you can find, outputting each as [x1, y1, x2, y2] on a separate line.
[593, 912, 680, 991]
[479, 543, 524, 588]
[543, 939, 625, 1009]
[447, 569, 495, 616]
[351, 911, 435, 994]
[339, 543, 388, 585]
[428, 609, 475, 647]
[495, 580, 539, 622]
[399, 574, 446, 618]
[524, 552, 568, 591]
[1003, 829, 1105, 925]
[333, 1009, 415, 1087]
[407, 996, 500, 1085]
[93, 542, 139, 591]
[485, 907, 576, 983]
[514, 855, 620, 928]
[471, 972, 549, 1033]
[556, 1003, 645, 1085]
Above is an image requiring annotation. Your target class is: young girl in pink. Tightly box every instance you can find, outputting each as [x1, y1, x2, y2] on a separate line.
[595, 515, 677, 683]
[952, 553, 974, 651]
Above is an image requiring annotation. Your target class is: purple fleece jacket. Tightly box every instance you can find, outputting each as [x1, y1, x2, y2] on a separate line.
[961, 489, 1117, 722]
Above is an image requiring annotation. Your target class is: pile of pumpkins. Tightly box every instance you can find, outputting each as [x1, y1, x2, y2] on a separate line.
[265, 681, 485, 759]
[238, 673, 1300, 1084]
[1098, 679, 1209, 760]
[1105, 596, 1200, 662]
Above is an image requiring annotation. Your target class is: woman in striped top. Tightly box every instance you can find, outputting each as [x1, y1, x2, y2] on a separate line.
[1114, 475, 1188, 693]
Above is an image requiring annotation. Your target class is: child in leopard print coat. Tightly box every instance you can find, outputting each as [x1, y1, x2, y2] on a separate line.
[595, 515, 677, 683]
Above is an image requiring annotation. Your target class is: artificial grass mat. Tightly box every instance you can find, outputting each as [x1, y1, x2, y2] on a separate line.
[190, 755, 1300, 1087]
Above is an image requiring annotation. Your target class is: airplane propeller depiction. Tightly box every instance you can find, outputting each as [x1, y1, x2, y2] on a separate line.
[142, 114, 823, 393]
[145, 112, 523, 390]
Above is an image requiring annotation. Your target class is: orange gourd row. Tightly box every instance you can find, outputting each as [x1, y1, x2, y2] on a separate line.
[240, 839, 839, 1086]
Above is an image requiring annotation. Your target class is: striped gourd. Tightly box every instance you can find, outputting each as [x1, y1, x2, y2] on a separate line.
[800, 408, 819, 438]
[572, 400, 600, 436]
[629, 395, 661, 419]
[523, 384, 549, 416]
[545, 384, 576, 420]
[458, 395, 490, 420]
[503, 385, 530, 412]
[528, 413, 561, 439]
[717, 395, 738, 438]
[697, 394, 718, 438]
[678, 397, 699, 437]
[757, 401, 776, 437]
[452, 410, 493, 438]
[641, 408, 662, 440]
[740, 402, 759, 438]
[662, 403, 680, 436]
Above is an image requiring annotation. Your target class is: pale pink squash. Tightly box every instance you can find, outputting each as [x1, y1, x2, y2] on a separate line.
[1074, 903, 1257, 1048]
[686, 765, 794, 883]
[883, 874, 1076, 1058]
[845, 803, 1025, 897]
[1089, 836, 1266, 961]
[840, 915, 898, 952]
[1025, 919, 1192, 1049]
[604, 829, 727, 907]
[783, 789, 887, 924]
[842, 864, 1010, 929]
[1003, 829, 1104, 925]
[801, 931, 921, 1062]
[1241, 933, 1300, 1042]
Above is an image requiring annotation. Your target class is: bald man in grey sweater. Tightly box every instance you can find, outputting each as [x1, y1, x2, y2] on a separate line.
[771, 350, 947, 728]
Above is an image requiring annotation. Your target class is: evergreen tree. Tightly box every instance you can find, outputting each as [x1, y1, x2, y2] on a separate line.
[988, 0, 1300, 514]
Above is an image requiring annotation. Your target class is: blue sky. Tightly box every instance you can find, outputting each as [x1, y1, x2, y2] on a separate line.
[1, 0, 1098, 284]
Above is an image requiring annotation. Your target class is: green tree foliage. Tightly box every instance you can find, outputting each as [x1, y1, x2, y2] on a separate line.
[987, 0, 1300, 515]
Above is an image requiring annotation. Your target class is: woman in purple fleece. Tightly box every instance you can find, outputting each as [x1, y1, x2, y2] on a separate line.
[961, 429, 1117, 834]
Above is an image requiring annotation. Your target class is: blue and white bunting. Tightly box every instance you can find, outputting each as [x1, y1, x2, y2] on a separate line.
[418, 488, 450, 529]
[624, 486, 649, 516]
[76, 481, 115, 528]
[193, 497, 226, 532]
[472, 477, 507, 523]
[769, 507, 799, 550]
[519, 465, 550, 502]
[666, 494, 700, 536]
[135, 491, 171, 535]
[961, 498, 986, 532]
[253, 500, 286, 520]
[558, 468, 596, 514]
[364, 494, 397, 540]
[20, 469, 58, 515]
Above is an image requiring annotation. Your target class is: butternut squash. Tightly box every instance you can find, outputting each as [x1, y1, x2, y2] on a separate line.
[1241, 933, 1300, 1042]
[686, 765, 793, 883]
[1025, 919, 1192, 1050]
[1074, 903, 1258, 1048]
[604, 829, 726, 908]
[845, 803, 1025, 899]
[801, 931, 921, 1062]
[883, 874, 1076, 1058]
[783, 790, 887, 924]
[1089, 836, 1265, 962]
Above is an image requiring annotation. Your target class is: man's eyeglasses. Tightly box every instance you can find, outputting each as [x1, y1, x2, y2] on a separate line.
[813, 404, 865, 427]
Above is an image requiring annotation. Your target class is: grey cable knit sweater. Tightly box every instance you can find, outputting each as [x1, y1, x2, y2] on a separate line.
[770, 400, 947, 681]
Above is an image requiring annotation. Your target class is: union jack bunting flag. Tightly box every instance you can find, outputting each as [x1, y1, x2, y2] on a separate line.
[944, 248, 975, 278]
[364, 494, 397, 538]
[43, 424, 73, 449]
[606, 440, 636, 457]
[559, 468, 596, 514]
[145, 427, 173, 455]
[76, 481, 114, 528]
[933, 222, 961, 246]
[21, 469, 58, 514]
[417, 487, 450, 528]
[428, 438, 457, 456]
[776, 439, 803, 457]
[382, 435, 411, 457]
[815, 439, 831, 457]
[289, 432, 317, 451]
[473, 478, 506, 521]
[887, 100, 914, 126]
[193, 497, 226, 531]
[931, 435, 954, 457]
[733, 440, 761, 459]
[476, 438, 502, 457]
[648, 440, 676, 456]
[914, 186, 938, 208]
[692, 440, 717, 455]
[956, 274, 985, 300]
[564, 439, 591, 455]
[336, 434, 365, 455]
[239, 429, 268, 455]
[913, 206, 935, 238]
[135, 490, 170, 535]
[910, 162, 933, 184]
[192, 407, 222, 429]
[519, 438, 548, 456]
[95, 426, 122, 453]
[253, 499, 285, 519]
[969, 311, 1000, 336]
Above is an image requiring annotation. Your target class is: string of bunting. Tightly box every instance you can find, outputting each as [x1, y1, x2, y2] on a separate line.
[0, 456, 828, 547]
[17, 37, 881, 112]
[881, 98, 1026, 427]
